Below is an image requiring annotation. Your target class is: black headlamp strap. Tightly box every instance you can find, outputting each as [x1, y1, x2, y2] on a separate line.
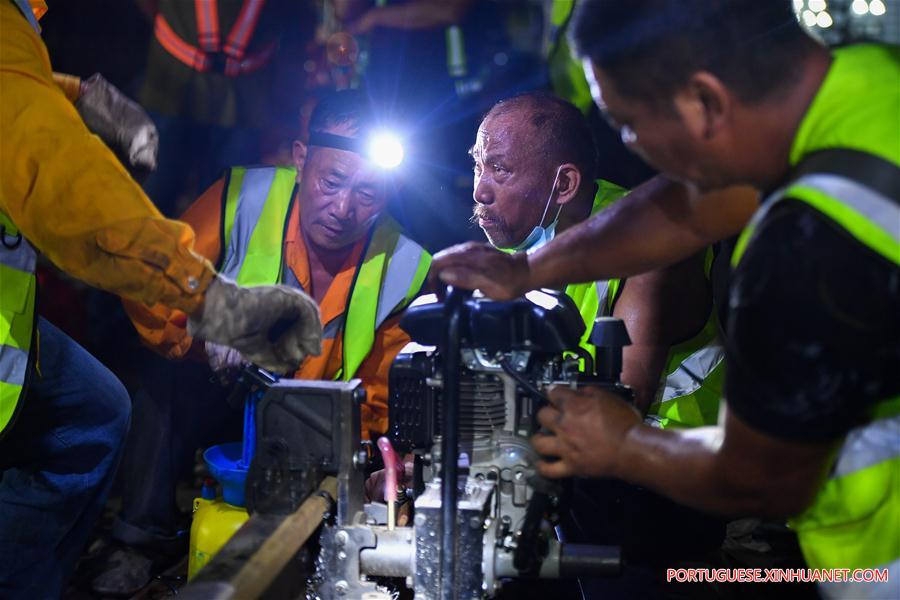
[308, 131, 365, 155]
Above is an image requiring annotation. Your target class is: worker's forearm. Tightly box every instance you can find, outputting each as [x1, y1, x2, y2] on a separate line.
[528, 177, 710, 288]
[527, 177, 757, 289]
[612, 425, 761, 515]
[613, 420, 827, 517]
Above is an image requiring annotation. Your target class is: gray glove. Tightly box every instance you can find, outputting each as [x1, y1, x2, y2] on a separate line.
[188, 275, 322, 374]
[205, 341, 247, 374]
[76, 73, 159, 173]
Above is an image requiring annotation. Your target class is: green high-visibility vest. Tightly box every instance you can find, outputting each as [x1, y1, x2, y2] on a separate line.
[219, 166, 431, 380]
[732, 44, 899, 598]
[0, 209, 38, 439]
[565, 181, 725, 429]
[547, 0, 593, 114]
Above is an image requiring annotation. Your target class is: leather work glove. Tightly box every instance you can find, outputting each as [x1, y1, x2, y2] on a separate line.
[205, 341, 247, 373]
[75, 73, 159, 174]
[188, 275, 322, 374]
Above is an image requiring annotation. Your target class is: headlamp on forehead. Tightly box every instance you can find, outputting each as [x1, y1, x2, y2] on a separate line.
[308, 129, 405, 170]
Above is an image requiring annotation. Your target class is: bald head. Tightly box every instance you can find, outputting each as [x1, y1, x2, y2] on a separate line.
[482, 92, 599, 182]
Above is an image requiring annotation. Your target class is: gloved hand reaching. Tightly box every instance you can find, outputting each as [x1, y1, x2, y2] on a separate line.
[188, 275, 322, 374]
[205, 341, 246, 373]
[75, 73, 159, 173]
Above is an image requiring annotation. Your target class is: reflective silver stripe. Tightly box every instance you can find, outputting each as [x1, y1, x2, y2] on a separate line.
[0, 344, 28, 386]
[0, 237, 37, 274]
[374, 234, 425, 328]
[322, 314, 345, 340]
[818, 557, 900, 599]
[831, 414, 900, 479]
[794, 173, 900, 243]
[220, 167, 278, 279]
[661, 344, 725, 401]
[595, 280, 611, 317]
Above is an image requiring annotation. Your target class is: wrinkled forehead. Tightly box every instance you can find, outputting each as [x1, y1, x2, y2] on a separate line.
[472, 113, 527, 161]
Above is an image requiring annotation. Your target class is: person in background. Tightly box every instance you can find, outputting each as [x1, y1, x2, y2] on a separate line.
[0, 2, 321, 597]
[92, 90, 431, 596]
[434, 2, 899, 597]
[134, 0, 314, 216]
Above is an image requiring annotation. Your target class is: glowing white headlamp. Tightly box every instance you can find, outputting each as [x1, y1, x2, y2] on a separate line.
[309, 129, 405, 170]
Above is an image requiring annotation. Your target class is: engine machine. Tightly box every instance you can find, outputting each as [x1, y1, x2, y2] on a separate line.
[247, 289, 632, 599]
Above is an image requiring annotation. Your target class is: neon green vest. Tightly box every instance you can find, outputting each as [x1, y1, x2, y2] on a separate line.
[219, 166, 431, 380]
[547, 0, 593, 114]
[732, 45, 899, 598]
[565, 182, 725, 429]
[0, 210, 38, 439]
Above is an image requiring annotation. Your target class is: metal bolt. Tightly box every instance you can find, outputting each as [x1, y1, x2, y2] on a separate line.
[353, 449, 369, 469]
[335, 530, 349, 546]
[335, 580, 349, 595]
[338, 550, 347, 561]
[469, 516, 482, 529]
[414, 513, 427, 527]
[186, 276, 199, 291]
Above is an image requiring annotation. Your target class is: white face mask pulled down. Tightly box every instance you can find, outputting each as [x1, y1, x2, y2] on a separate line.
[509, 166, 564, 254]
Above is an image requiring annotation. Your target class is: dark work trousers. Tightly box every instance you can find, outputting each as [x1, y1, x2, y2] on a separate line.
[112, 353, 241, 546]
[0, 319, 132, 599]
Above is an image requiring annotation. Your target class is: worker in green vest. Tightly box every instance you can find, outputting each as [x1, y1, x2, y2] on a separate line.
[470, 91, 723, 426]
[94, 89, 430, 595]
[434, 1, 899, 596]
[1, 2, 322, 596]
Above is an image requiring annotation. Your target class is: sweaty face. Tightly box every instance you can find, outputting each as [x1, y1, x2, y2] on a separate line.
[471, 112, 556, 249]
[299, 124, 387, 251]
[586, 62, 732, 191]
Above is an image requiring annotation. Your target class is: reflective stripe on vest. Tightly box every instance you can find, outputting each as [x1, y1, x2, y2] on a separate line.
[220, 166, 430, 380]
[341, 217, 431, 381]
[731, 46, 900, 594]
[0, 210, 37, 437]
[734, 176, 900, 592]
[563, 181, 724, 428]
[195, 0, 221, 52]
[645, 279, 725, 430]
[154, 1, 277, 77]
[789, 404, 900, 598]
[734, 173, 900, 268]
[219, 166, 296, 285]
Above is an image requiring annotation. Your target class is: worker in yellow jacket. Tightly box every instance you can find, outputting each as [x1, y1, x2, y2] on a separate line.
[0, 2, 322, 596]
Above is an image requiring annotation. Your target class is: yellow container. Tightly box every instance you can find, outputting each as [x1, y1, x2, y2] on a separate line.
[187, 496, 249, 580]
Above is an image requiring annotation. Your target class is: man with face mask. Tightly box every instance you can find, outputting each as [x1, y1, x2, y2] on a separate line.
[93, 89, 431, 595]
[469, 92, 732, 584]
[472, 92, 723, 424]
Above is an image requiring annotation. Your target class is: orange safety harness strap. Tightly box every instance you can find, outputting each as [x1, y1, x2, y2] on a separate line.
[154, 0, 276, 77]
[195, 0, 221, 52]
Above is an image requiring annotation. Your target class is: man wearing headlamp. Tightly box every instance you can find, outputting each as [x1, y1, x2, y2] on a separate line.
[99, 89, 429, 595]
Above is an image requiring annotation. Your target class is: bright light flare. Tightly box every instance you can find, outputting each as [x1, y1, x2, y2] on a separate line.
[870, 0, 886, 16]
[808, 0, 827, 12]
[816, 11, 833, 27]
[368, 131, 404, 169]
[852, 0, 869, 14]
[802, 9, 818, 26]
